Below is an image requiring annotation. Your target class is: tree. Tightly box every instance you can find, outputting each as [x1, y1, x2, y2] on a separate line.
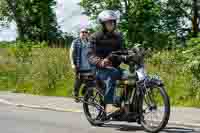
[80, 0, 199, 48]
[0, 0, 61, 41]
[80, 0, 170, 48]
[161, 0, 200, 37]
[0, 0, 26, 40]
[192, 0, 199, 37]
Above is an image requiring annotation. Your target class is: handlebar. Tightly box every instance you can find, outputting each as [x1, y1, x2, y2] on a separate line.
[108, 48, 145, 64]
[111, 47, 146, 56]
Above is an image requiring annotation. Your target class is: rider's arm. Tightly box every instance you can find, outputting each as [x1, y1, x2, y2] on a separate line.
[88, 33, 104, 68]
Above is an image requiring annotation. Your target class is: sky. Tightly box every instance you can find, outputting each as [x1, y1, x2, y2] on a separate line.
[56, 0, 90, 33]
[0, 0, 90, 41]
[0, 22, 17, 41]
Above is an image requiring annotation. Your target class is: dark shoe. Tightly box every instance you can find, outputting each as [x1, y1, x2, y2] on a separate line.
[73, 92, 80, 103]
[74, 96, 80, 103]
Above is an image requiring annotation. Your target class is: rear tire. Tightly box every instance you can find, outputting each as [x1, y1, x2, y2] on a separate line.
[83, 88, 105, 126]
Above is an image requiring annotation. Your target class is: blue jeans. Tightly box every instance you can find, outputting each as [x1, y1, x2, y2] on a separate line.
[96, 67, 128, 104]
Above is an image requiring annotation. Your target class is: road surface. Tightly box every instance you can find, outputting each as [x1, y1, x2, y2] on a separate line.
[0, 103, 199, 133]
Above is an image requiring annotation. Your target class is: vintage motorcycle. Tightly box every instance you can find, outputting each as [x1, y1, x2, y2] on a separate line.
[81, 48, 170, 133]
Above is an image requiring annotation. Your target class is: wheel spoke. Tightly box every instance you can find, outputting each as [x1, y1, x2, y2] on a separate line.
[83, 88, 106, 123]
[141, 86, 170, 132]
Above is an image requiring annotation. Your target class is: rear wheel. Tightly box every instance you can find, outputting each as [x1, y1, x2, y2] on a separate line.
[83, 87, 105, 126]
[140, 85, 170, 133]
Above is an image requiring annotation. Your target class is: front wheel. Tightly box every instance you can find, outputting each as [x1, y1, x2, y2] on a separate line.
[140, 85, 170, 133]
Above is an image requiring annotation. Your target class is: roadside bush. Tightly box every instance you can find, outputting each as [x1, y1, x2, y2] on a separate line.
[13, 48, 74, 96]
[147, 43, 200, 107]
[1, 41, 74, 96]
[1, 40, 200, 107]
[183, 36, 200, 80]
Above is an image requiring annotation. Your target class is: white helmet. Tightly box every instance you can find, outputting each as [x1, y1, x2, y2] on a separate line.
[97, 10, 118, 23]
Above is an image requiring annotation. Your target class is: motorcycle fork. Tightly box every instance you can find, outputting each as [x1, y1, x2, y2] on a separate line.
[121, 84, 130, 113]
[129, 85, 143, 115]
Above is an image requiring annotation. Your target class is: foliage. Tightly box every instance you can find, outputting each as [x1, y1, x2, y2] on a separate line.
[182, 35, 200, 80]
[13, 48, 74, 96]
[0, 41, 200, 106]
[147, 49, 200, 107]
[159, 0, 192, 33]
[80, 0, 164, 48]
[0, 0, 199, 107]
[0, 45, 74, 96]
[80, 0, 199, 48]
[147, 34, 200, 106]
[62, 32, 75, 47]
[0, 0, 61, 41]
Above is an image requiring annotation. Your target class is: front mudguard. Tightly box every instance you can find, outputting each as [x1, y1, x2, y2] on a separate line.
[136, 77, 164, 90]
[146, 77, 164, 88]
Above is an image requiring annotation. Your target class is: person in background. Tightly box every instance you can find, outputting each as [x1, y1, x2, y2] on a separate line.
[69, 28, 93, 102]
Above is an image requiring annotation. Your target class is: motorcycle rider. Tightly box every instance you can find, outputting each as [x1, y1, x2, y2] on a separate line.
[88, 10, 128, 113]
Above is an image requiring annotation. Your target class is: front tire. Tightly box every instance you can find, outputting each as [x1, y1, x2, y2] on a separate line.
[140, 85, 170, 133]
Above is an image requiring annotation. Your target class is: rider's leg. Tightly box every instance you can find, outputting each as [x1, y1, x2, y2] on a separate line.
[106, 67, 123, 103]
[104, 77, 120, 113]
[104, 77, 115, 104]
[99, 68, 122, 113]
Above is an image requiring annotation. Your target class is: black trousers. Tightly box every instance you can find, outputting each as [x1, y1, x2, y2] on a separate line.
[73, 70, 94, 96]
[73, 75, 83, 96]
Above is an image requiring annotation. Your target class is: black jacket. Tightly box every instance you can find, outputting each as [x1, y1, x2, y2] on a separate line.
[88, 31, 125, 68]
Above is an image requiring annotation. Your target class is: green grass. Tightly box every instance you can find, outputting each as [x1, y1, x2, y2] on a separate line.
[146, 50, 200, 107]
[0, 72, 16, 90]
[147, 63, 200, 107]
[0, 46, 200, 107]
[0, 47, 75, 96]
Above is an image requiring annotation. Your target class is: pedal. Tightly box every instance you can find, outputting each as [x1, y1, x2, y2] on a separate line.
[74, 98, 81, 103]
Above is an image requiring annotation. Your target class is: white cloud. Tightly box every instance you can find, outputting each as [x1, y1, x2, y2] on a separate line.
[0, 22, 17, 41]
[56, 0, 90, 33]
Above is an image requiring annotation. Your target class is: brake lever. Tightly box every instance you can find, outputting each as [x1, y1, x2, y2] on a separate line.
[111, 50, 129, 55]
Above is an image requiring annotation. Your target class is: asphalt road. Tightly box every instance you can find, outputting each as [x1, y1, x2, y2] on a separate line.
[0, 103, 199, 133]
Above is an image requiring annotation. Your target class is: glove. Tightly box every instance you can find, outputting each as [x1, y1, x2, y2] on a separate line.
[108, 53, 124, 63]
[99, 58, 112, 68]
